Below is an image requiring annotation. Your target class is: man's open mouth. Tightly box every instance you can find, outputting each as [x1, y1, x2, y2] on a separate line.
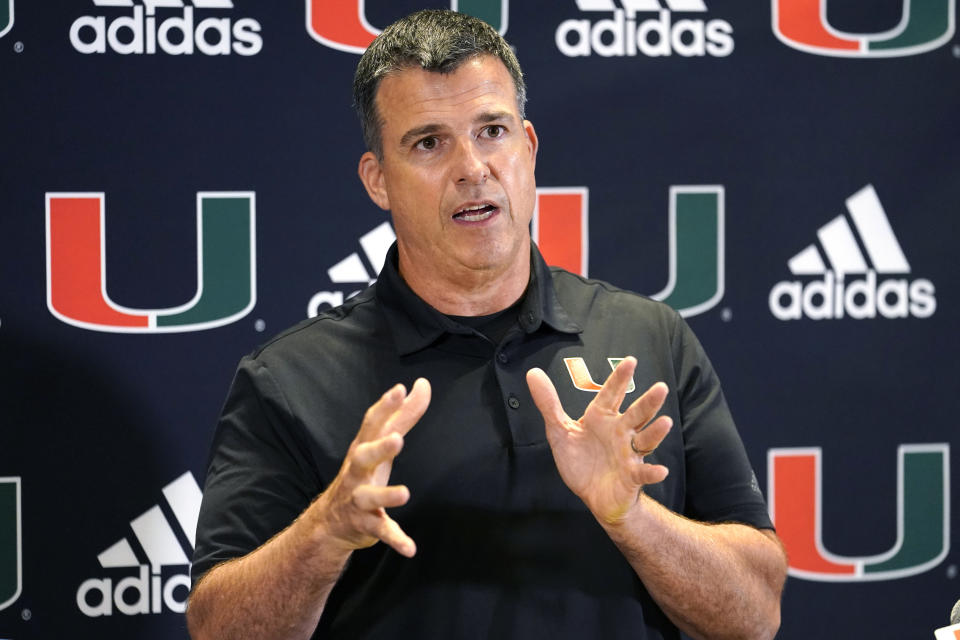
[453, 203, 498, 222]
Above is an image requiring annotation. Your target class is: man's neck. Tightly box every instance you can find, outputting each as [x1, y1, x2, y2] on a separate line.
[396, 245, 531, 317]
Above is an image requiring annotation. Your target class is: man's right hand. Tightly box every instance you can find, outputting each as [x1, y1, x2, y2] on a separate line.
[311, 378, 431, 558]
[186, 378, 431, 640]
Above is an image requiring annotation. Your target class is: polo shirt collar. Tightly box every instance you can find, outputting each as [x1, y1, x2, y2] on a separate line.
[376, 241, 582, 356]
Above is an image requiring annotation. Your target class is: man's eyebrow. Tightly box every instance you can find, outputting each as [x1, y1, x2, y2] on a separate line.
[476, 111, 514, 124]
[399, 124, 445, 148]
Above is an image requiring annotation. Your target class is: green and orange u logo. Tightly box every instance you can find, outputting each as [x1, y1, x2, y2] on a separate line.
[0, 0, 12, 39]
[0, 477, 21, 612]
[533, 185, 724, 318]
[45, 192, 256, 333]
[307, 0, 508, 53]
[768, 444, 950, 581]
[773, 0, 955, 57]
[564, 357, 636, 393]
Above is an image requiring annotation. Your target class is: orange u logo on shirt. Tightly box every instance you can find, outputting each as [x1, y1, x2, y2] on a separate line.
[563, 357, 636, 393]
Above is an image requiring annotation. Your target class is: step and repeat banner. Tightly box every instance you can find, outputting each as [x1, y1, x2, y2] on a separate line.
[1, 1, 957, 638]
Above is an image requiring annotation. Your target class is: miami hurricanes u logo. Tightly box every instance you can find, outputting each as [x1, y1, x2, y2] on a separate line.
[307, 0, 509, 53]
[564, 357, 636, 393]
[45, 192, 256, 333]
[532, 185, 724, 318]
[0, 477, 21, 612]
[0, 0, 12, 39]
[768, 444, 950, 581]
[772, 0, 956, 57]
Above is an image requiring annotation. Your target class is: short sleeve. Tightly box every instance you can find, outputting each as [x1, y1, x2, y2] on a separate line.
[671, 316, 773, 530]
[190, 356, 323, 587]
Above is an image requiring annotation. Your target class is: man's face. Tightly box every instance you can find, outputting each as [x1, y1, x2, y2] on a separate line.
[358, 55, 538, 290]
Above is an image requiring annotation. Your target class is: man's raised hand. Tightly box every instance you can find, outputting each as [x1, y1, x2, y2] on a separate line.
[314, 378, 431, 558]
[526, 358, 672, 525]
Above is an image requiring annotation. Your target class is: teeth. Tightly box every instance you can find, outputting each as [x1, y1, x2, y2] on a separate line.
[459, 209, 493, 222]
[455, 203, 495, 222]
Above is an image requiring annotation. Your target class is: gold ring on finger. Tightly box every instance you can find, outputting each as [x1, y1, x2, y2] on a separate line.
[630, 436, 653, 457]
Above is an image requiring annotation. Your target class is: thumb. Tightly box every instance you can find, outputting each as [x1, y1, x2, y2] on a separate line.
[526, 368, 568, 427]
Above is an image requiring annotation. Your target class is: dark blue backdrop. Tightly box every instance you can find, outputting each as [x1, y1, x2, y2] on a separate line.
[1, 1, 957, 637]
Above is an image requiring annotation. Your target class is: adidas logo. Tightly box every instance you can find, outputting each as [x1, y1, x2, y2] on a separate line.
[70, 0, 263, 56]
[555, 0, 734, 58]
[769, 184, 936, 321]
[307, 222, 396, 317]
[76, 472, 202, 617]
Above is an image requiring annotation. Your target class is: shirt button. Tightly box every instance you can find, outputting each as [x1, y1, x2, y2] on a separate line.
[508, 395, 520, 410]
[525, 311, 536, 326]
[497, 351, 508, 364]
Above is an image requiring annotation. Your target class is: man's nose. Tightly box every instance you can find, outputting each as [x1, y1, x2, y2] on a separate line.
[453, 139, 489, 185]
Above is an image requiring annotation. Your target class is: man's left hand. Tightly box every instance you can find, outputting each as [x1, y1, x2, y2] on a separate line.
[526, 357, 672, 525]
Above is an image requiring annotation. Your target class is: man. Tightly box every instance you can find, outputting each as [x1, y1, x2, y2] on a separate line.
[187, 9, 786, 640]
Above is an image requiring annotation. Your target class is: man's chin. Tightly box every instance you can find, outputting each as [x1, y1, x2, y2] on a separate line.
[454, 245, 528, 277]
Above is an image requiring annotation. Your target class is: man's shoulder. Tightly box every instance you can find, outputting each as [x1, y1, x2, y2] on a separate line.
[548, 266, 681, 328]
[247, 286, 384, 365]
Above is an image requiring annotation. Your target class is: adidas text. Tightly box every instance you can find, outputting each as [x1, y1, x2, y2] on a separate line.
[556, 9, 734, 58]
[769, 271, 936, 320]
[70, 3, 263, 56]
[77, 566, 190, 616]
[769, 184, 936, 321]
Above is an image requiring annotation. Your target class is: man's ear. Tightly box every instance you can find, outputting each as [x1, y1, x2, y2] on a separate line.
[358, 151, 390, 211]
[523, 120, 539, 169]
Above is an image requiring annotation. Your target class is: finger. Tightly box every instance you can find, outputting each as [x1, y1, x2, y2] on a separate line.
[629, 436, 656, 457]
[622, 382, 669, 431]
[368, 513, 417, 558]
[349, 432, 404, 476]
[592, 356, 637, 413]
[633, 463, 670, 487]
[357, 383, 407, 441]
[383, 377, 432, 437]
[353, 484, 410, 511]
[526, 368, 569, 427]
[629, 415, 673, 455]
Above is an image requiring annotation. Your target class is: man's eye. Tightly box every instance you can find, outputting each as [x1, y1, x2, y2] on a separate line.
[416, 137, 437, 150]
[484, 125, 504, 138]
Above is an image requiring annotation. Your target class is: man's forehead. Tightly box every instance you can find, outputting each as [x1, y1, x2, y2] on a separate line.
[374, 56, 519, 125]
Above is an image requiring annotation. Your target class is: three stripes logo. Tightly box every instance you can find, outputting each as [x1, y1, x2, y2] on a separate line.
[768, 444, 950, 581]
[46, 191, 256, 333]
[772, 0, 956, 58]
[307, 221, 396, 317]
[326, 221, 395, 287]
[768, 184, 936, 320]
[0, 0, 12, 39]
[306, 0, 508, 54]
[76, 472, 202, 616]
[0, 477, 22, 612]
[555, 0, 734, 58]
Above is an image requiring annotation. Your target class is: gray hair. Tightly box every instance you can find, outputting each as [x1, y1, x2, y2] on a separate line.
[353, 9, 527, 158]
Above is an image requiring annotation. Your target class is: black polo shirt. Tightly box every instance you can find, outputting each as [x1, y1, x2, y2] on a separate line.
[192, 242, 772, 640]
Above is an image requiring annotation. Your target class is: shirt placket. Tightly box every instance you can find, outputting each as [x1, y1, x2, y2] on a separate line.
[492, 316, 544, 446]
